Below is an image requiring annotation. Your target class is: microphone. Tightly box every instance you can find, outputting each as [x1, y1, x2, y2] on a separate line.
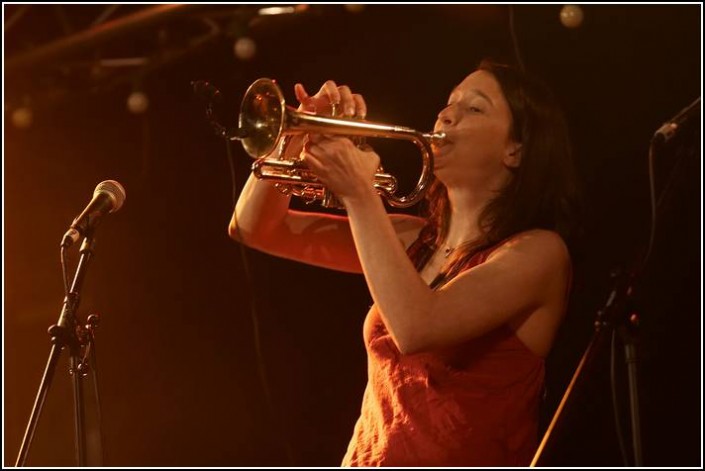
[654, 97, 701, 144]
[61, 180, 126, 248]
[191, 80, 222, 104]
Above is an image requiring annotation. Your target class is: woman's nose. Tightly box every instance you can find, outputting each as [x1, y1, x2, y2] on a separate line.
[437, 106, 455, 126]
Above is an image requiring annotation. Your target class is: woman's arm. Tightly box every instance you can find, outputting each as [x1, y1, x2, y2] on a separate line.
[229, 79, 425, 273]
[351, 194, 570, 355]
[229, 169, 424, 274]
[304, 136, 571, 355]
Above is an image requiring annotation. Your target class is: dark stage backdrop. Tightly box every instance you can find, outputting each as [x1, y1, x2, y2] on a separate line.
[4, 4, 701, 467]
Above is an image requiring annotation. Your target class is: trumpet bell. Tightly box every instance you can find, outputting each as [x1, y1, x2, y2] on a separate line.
[238, 78, 286, 159]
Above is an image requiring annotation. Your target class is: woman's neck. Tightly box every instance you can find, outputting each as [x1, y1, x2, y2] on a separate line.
[443, 183, 499, 249]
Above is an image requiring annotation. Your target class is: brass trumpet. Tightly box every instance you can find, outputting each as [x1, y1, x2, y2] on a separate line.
[231, 78, 445, 208]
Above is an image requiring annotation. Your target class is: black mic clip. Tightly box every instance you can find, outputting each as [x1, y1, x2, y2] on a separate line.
[653, 97, 701, 144]
[191, 80, 222, 105]
[191, 80, 247, 141]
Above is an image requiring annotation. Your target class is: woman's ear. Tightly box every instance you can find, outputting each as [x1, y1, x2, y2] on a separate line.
[503, 143, 522, 168]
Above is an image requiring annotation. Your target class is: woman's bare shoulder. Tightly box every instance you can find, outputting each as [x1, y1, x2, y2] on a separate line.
[489, 229, 570, 267]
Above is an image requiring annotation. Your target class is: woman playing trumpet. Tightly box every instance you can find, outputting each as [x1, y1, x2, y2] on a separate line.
[229, 59, 580, 466]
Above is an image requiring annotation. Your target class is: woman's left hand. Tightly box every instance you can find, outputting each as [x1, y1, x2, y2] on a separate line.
[302, 134, 380, 205]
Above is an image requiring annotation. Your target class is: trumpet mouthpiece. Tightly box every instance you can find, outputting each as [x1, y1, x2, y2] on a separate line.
[432, 132, 446, 142]
[425, 131, 446, 145]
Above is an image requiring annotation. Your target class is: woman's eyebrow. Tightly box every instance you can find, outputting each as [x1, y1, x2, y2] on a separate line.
[469, 88, 494, 107]
[449, 87, 495, 108]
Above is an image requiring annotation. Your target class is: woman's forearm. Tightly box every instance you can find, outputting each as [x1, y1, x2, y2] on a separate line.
[229, 174, 290, 243]
[229, 136, 304, 244]
[343, 188, 433, 353]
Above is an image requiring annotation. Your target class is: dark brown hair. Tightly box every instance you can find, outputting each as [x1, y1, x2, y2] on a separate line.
[415, 59, 581, 275]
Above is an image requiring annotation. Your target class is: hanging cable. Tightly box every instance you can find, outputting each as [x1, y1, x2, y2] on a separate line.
[639, 141, 659, 273]
[224, 133, 295, 465]
[610, 330, 631, 466]
[61, 246, 71, 295]
[87, 325, 105, 466]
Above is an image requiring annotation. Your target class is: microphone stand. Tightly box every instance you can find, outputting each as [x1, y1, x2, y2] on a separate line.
[531, 267, 643, 466]
[16, 232, 101, 467]
[532, 106, 700, 466]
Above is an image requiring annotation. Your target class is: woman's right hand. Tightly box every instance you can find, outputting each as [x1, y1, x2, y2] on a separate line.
[294, 80, 367, 119]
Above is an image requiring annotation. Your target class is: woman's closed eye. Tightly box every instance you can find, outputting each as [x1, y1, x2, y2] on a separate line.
[441, 102, 482, 113]
[466, 105, 483, 113]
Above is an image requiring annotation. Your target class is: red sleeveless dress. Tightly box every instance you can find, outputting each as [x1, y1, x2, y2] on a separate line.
[341, 237, 546, 467]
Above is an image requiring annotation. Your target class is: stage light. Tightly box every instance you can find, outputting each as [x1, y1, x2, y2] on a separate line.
[560, 5, 584, 29]
[257, 5, 308, 16]
[127, 91, 149, 114]
[234, 37, 257, 61]
[258, 6, 296, 16]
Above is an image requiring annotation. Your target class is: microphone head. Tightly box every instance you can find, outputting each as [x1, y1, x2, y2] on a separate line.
[94, 180, 126, 213]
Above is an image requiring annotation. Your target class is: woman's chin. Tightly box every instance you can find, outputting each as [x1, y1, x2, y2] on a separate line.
[432, 150, 452, 172]
[432, 164, 451, 182]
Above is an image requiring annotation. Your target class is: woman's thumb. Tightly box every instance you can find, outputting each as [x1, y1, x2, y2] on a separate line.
[294, 83, 309, 103]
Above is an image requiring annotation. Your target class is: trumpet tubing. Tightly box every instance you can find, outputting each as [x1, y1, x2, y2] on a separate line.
[235, 78, 445, 208]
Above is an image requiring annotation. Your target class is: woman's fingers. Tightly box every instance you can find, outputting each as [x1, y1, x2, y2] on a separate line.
[307, 133, 322, 145]
[338, 85, 355, 117]
[321, 80, 341, 111]
[295, 83, 315, 112]
[352, 94, 367, 119]
[301, 151, 325, 176]
[297, 80, 366, 118]
[294, 83, 309, 103]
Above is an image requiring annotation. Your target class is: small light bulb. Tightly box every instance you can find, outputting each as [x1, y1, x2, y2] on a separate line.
[90, 63, 105, 80]
[560, 5, 584, 29]
[127, 91, 149, 114]
[234, 37, 257, 61]
[345, 4, 365, 13]
[12, 107, 33, 129]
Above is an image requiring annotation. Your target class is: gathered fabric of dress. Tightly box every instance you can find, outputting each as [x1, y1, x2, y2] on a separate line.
[341, 233, 546, 467]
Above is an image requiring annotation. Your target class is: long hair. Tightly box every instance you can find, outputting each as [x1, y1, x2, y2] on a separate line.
[414, 59, 581, 275]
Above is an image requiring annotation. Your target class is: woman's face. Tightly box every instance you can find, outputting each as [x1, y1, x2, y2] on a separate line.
[433, 70, 520, 185]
